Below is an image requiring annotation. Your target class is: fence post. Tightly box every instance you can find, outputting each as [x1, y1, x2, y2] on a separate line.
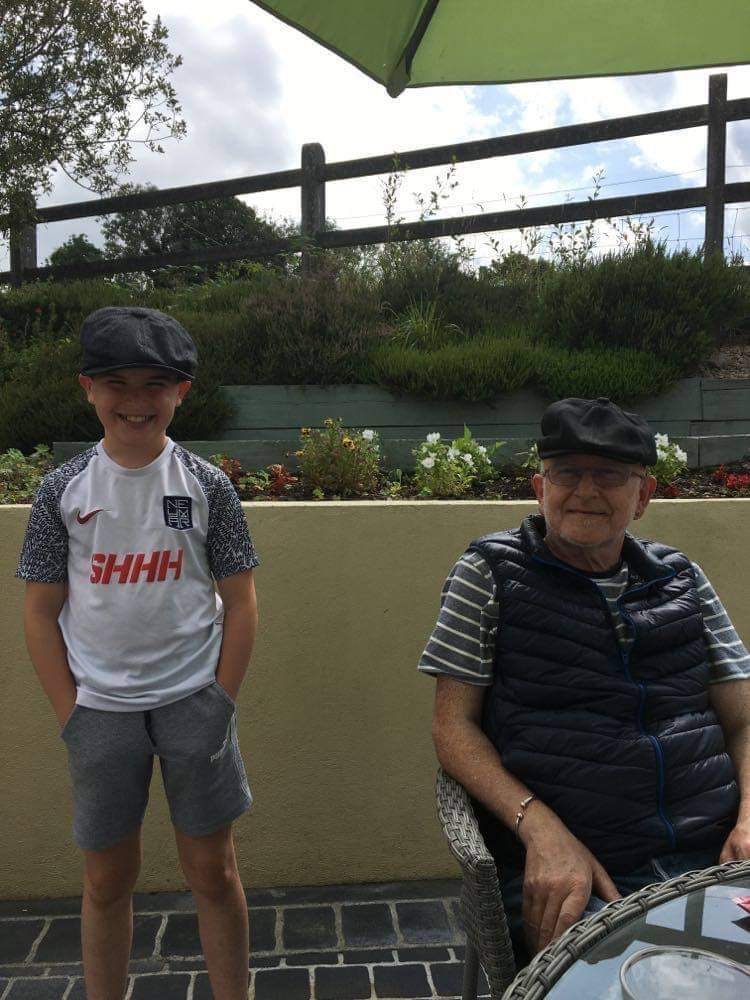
[705, 73, 727, 256]
[301, 142, 326, 273]
[9, 193, 38, 287]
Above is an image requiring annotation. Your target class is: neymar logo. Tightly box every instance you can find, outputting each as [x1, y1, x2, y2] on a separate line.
[163, 495, 193, 530]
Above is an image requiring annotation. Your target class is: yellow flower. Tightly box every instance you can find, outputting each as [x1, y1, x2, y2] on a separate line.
[294, 450, 304, 457]
[300, 427, 310, 436]
[342, 437, 355, 449]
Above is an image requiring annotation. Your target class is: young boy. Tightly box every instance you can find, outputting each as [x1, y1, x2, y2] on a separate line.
[16, 305, 259, 1000]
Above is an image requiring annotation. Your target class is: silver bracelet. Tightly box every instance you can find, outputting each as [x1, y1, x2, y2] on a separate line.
[514, 793, 537, 839]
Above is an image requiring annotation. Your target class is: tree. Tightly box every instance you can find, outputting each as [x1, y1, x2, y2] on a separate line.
[47, 233, 105, 269]
[100, 184, 290, 285]
[0, 1, 185, 228]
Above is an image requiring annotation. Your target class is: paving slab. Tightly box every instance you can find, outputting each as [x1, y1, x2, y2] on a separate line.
[0, 878, 478, 999]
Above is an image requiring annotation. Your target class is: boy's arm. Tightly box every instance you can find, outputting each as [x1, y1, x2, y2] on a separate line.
[23, 581, 77, 729]
[214, 569, 258, 701]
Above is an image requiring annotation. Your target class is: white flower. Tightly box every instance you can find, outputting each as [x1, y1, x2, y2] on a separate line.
[654, 433, 669, 448]
[656, 447, 668, 460]
[675, 446, 688, 464]
[447, 447, 459, 460]
[421, 456, 436, 469]
[362, 429, 375, 441]
[426, 432, 441, 445]
[462, 453, 474, 466]
[477, 445, 488, 455]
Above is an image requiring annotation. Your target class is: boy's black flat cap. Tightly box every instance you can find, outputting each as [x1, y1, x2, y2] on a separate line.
[537, 397, 657, 466]
[80, 306, 198, 380]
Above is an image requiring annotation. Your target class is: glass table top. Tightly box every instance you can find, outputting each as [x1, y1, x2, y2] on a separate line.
[545, 873, 750, 999]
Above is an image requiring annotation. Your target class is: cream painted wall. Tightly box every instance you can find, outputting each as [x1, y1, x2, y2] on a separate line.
[2, 500, 749, 900]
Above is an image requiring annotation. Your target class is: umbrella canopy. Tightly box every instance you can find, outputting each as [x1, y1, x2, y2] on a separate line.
[250, 1, 750, 97]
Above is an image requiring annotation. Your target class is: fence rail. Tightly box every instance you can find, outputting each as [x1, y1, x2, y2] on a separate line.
[3, 73, 748, 285]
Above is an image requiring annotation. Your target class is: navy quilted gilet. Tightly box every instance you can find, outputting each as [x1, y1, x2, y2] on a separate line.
[470, 515, 739, 872]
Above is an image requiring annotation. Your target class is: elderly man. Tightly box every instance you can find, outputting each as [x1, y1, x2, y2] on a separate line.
[420, 397, 750, 961]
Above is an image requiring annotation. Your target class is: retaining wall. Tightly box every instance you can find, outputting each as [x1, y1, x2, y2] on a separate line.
[54, 379, 750, 468]
[3, 499, 750, 899]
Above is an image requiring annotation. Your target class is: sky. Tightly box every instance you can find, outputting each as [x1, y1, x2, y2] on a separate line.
[13, 0, 750, 269]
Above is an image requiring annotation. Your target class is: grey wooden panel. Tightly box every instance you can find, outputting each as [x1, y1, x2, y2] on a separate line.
[690, 420, 750, 436]
[221, 384, 550, 429]
[221, 380, 710, 433]
[218, 422, 544, 442]
[186, 439, 300, 468]
[643, 420, 691, 436]
[703, 387, 750, 421]
[700, 377, 750, 391]
[697, 435, 750, 467]
[221, 418, 693, 441]
[636, 378, 701, 421]
[52, 439, 304, 469]
[54, 441, 95, 463]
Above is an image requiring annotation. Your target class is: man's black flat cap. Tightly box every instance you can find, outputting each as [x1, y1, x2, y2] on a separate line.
[537, 397, 657, 466]
[80, 306, 198, 380]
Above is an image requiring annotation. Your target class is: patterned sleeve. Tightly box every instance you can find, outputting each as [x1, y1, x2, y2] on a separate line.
[693, 562, 750, 684]
[417, 550, 498, 685]
[16, 476, 69, 583]
[206, 474, 260, 580]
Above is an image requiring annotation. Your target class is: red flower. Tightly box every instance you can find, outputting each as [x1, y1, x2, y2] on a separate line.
[662, 483, 680, 498]
[711, 464, 727, 484]
[267, 463, 298, 495]
[34, 306, 42, 314]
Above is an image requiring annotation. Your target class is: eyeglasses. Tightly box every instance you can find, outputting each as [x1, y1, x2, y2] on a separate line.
[543, 466, 646, 489]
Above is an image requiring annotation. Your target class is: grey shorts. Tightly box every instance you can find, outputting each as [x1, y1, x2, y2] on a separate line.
[60, 681, 252, 852]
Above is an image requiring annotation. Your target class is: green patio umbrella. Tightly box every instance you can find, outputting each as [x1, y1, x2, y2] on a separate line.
[249, 1, 750, 97]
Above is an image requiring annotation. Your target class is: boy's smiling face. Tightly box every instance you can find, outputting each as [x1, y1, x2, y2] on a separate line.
[78, 367, 192, 463]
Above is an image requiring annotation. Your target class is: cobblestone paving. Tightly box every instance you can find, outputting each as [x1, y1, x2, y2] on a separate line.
[0, 879, 491, 999]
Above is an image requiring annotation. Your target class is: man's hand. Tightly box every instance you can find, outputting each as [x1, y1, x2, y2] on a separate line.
[710, 679, 750, 865]
[720, 818, 750, 861]
[521, 813, 621, 954]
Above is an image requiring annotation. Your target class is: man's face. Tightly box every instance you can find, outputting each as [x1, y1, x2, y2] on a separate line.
[78, 367, 191, 446]
[532, 453, 657, 550]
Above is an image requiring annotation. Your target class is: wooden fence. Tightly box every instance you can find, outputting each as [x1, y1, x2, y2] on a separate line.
[3, 72, 750, 285]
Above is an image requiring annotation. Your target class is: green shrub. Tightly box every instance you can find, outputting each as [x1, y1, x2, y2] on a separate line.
[533, 343, 682, 401]
[650, 433, 689, 486]
[412, 426, 502, 498]
[0, 280, 139, 346]
[0, 445, 55, 502]
[218, 271, 382, 385]
[296, 418, 382, 498]
[378, 240, 531, 331]
[390, 299, 462, 350]
[536, 241, 749, 371]
[0, 329, 233, 453]
[366, 333, 538, 400]
[0, 271, 381, 449]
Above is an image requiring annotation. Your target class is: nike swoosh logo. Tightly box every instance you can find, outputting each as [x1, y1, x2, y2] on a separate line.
[76, 509, 104, 524]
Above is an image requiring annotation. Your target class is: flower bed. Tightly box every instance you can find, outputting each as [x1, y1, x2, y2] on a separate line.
[4, 427, 750, 504]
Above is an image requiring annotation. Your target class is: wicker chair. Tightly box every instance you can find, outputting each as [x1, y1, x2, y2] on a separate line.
[435, 767, 518, 999]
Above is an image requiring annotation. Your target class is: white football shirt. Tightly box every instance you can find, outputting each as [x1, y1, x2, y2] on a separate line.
[17, 438, 259, 711]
